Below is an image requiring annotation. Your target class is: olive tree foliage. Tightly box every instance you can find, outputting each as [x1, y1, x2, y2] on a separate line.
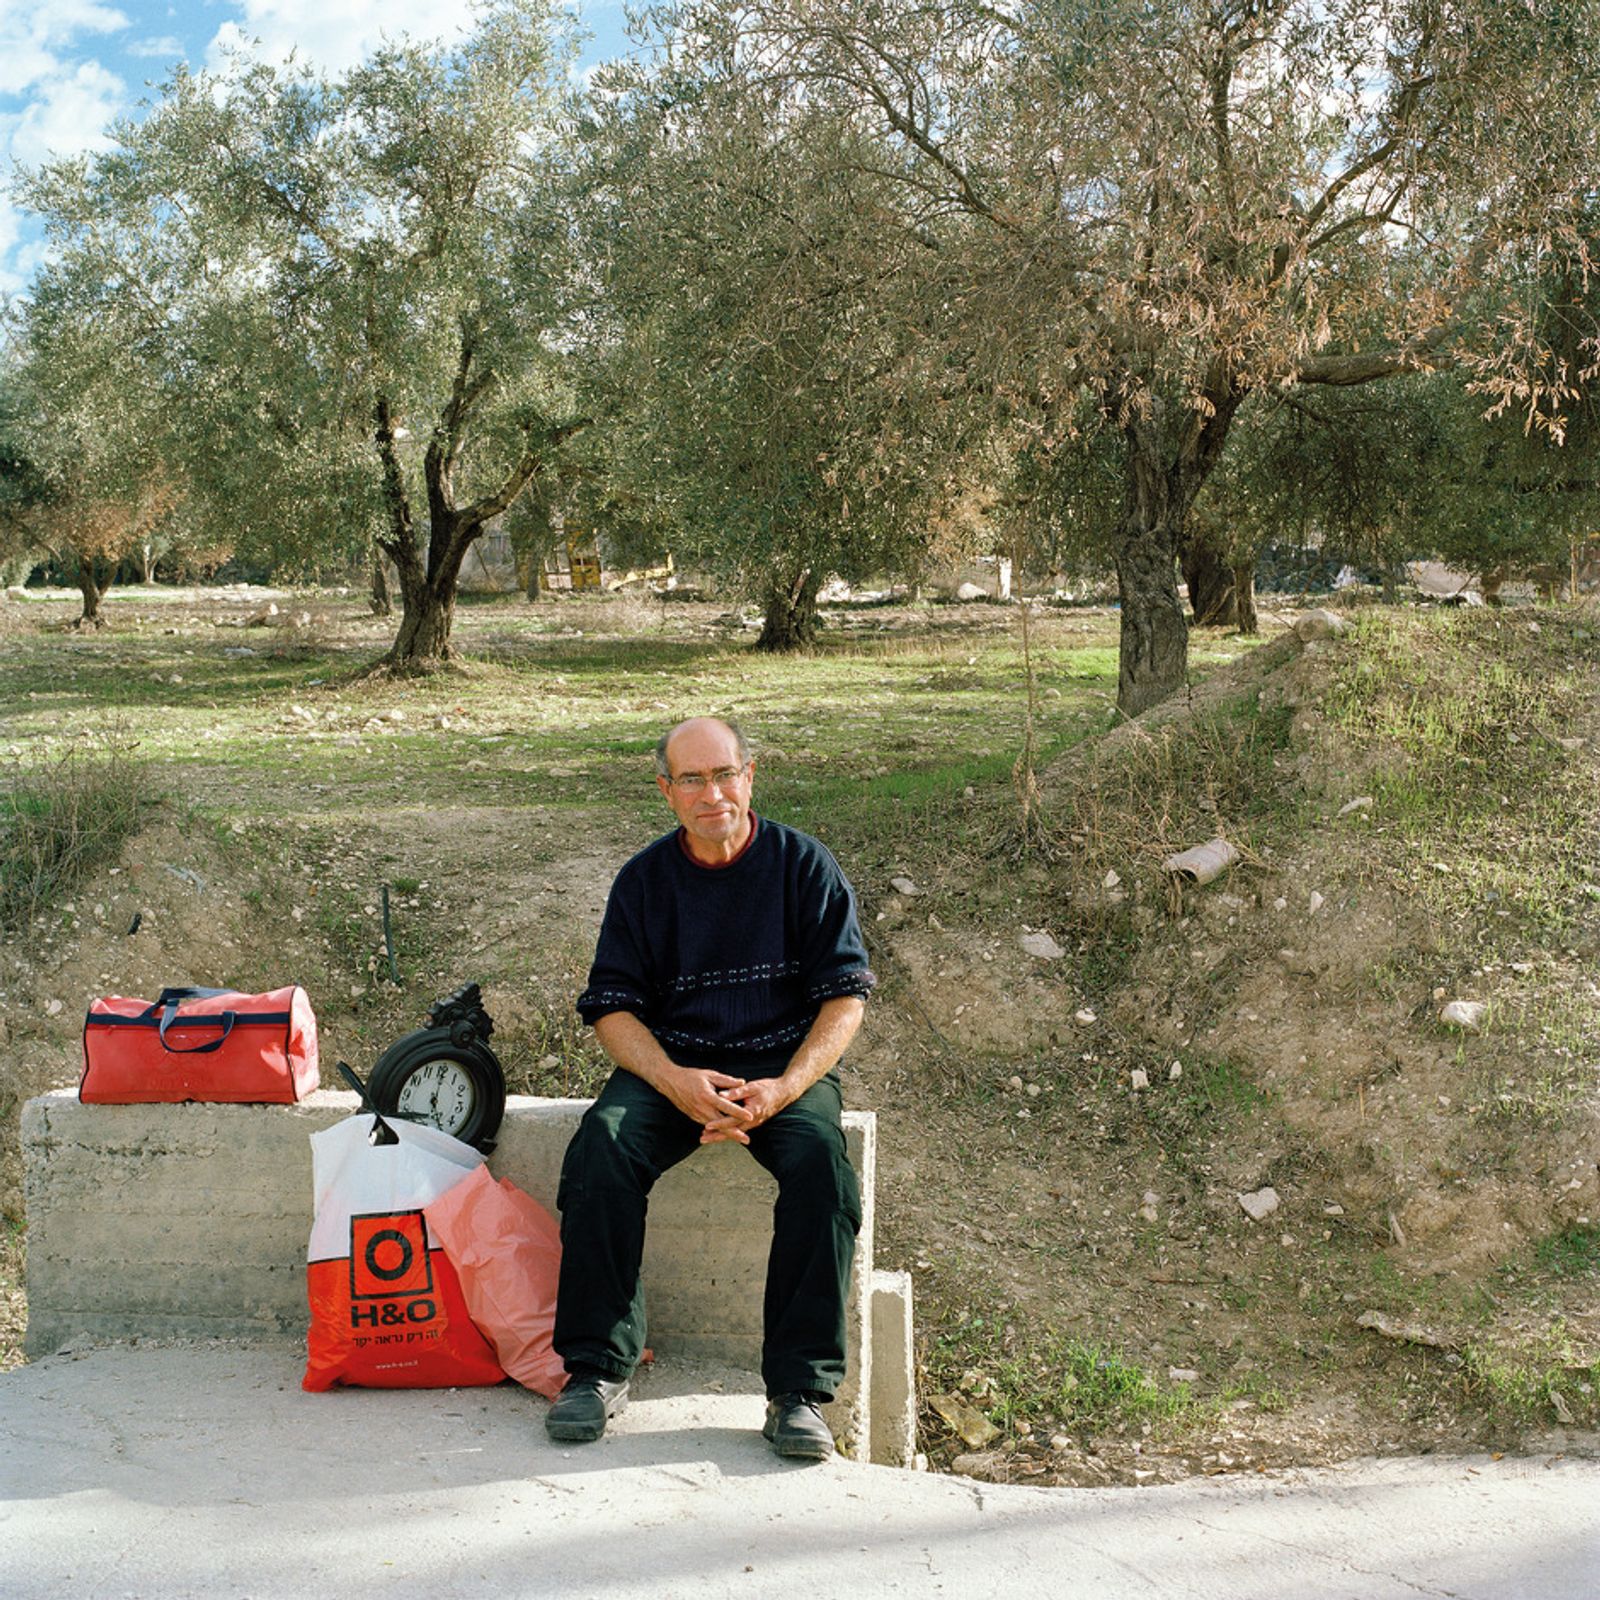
[580, 33, 978, 648]
[0, 264, 188, 623]
[1193, 219, 1600, 607]
[652, 0, 1600, 711]
[1192, 372, 1599, 602]
[17, 0, 590, 669]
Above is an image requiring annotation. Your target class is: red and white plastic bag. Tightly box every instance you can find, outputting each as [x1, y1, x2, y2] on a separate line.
[425, 1165, 566, 1399]
[302, 1113, 506, 1392]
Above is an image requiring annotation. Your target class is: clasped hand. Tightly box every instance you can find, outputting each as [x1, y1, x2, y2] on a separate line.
[674, 1067, 791, 1145]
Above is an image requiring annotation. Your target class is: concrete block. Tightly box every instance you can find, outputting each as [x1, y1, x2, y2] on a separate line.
[869, 1270, 917, 1467]
[23, 1090, 884, 1454]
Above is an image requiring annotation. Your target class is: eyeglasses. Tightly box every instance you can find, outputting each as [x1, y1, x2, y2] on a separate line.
[668, 764, 748, 793]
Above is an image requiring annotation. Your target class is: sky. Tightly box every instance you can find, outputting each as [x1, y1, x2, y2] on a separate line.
[0, 0, 636, 297]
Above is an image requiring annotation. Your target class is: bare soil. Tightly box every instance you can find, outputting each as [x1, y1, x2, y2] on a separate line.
[2, 584, 1596, 1487]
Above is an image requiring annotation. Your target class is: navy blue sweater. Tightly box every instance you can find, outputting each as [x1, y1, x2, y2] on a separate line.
[576, 816, 875, 1075]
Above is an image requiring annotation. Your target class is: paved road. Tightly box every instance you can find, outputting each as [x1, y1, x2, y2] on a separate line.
[2, 1344, 1596, 1599]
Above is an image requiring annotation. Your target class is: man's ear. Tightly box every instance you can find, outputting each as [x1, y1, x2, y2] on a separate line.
[656, 774, 673, 802]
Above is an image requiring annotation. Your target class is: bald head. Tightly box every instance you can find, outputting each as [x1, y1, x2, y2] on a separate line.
[654, 717, 751, 779]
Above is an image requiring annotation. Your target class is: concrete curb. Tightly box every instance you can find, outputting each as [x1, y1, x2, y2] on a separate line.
[21, 1090, 913, 1460]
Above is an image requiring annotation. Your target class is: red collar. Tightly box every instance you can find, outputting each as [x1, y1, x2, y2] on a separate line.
[677, 812, 759, 869]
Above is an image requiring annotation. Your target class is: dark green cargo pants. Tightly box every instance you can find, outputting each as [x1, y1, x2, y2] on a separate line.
[552, 1068, 861, 1398]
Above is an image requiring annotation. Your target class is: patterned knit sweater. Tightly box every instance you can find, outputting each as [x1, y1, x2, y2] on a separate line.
[576, 816, 875, 1075]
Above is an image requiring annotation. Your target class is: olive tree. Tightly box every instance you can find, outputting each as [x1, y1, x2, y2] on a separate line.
[582, 35, 972, 647]
[17, 0, 590, 668]
[0, 265, 188, 624]
[651, 0, 1600, 710]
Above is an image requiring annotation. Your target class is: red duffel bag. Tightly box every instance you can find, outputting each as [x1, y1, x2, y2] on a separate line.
[80, 984, 319, 1104]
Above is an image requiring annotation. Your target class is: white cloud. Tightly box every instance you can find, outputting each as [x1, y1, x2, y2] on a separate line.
[205, 0, 471, 76]
[5, 58, 125, 170]
[0, 0, 129, 97]
[127, 36, 186, 60]
[0, 197, 53, 298]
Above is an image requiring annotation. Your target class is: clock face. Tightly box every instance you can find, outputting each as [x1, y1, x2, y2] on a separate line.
[394, 1057, 477, 1135]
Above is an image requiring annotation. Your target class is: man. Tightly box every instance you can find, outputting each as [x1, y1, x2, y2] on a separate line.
[548, 716, 874, 1459]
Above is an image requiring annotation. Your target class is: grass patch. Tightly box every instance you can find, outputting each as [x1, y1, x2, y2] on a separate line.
[1457, 1325, 1600, 1426]
[0, 736, 149, 930]
[1534, 1225, 1600, 1280]
[1322, 611, 1595, 827]
[926, 1313, 1192, 1436]
[1040, 691, 1299, 991]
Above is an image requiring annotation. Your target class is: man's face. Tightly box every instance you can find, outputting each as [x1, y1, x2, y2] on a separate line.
[657, 720, 754, 858]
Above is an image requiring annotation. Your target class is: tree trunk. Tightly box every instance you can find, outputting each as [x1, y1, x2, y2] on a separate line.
[140, 543, 157, 584]
[756, 565, 821, 652]
[525, 556, 543, 600]
[370, 552, 392, 616]
[1182, 536, 1238, 626]
[1114, 524, 1188, 717]
[1232, 563, 1258, 635]
[75, 559, 108, 628]
[1111, 389, 1245, 715]
[384, 513, 479, 670]
[388, 564, 463, 668]
[1113, 418, 1193, 716]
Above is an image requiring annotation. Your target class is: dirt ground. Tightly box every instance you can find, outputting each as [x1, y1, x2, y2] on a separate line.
[2, 582, 1597, 1486]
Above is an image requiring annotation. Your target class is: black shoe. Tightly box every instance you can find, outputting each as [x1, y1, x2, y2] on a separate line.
[763, 1393, 835, 1460]
[545, 1373, 629, 1443]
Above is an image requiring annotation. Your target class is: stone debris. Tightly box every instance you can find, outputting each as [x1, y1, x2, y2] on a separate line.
[245, 603, 280, 626]
[1293, 608, 1349, 640]
[1337, 796, 1374, 816]
[1308, 890, 1325, 915]
[1103, 869, 1121, 890]
[1167, 1368, 1199, 1383]
[1074, 1007, 1097, 1025]
[1021, 930, 1065, 960]
[1355, 1310, 1454, 1350]
[1440, 999, 1487, 1033]
[1237, 1187, 1281, 1222]
[1130, 1068, 1150, 1091]
[1139, 1191, 1159, 1222]
[1169, 1061, 1183, 1081]
[930, 1391, 1001, 1450]
[890, 876, 921, 896]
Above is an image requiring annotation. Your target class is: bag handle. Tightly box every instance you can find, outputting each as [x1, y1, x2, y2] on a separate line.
[149, 989, 237, 1054]
[148, 986, 234, 1008]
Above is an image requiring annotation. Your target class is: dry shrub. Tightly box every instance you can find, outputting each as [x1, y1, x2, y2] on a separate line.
[0, 734, 149, 931]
